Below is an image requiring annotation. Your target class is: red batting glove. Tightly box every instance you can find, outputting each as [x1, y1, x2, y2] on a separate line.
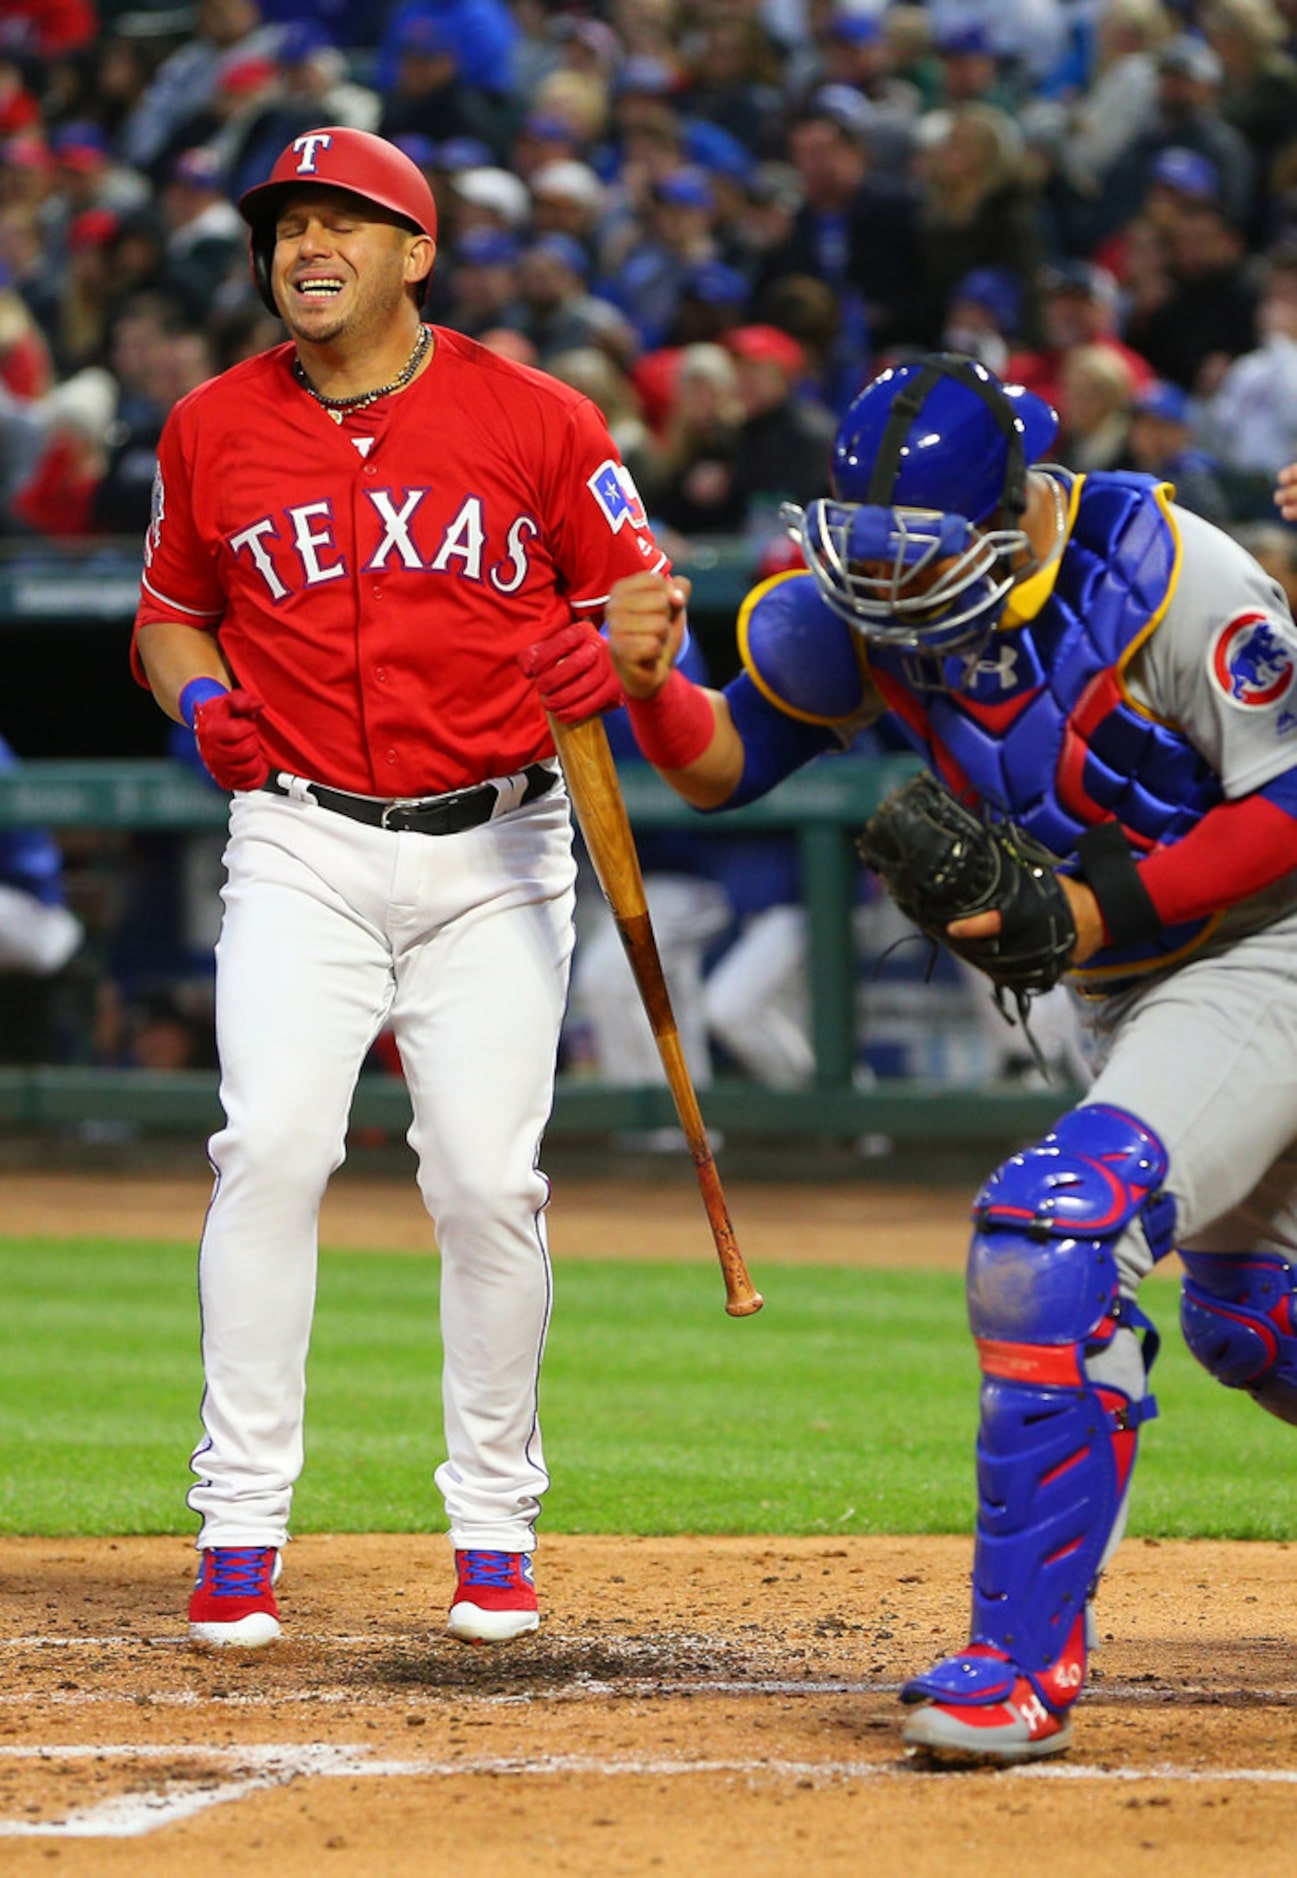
[192, 688, 271, 791]
[518, 621, 624, 724]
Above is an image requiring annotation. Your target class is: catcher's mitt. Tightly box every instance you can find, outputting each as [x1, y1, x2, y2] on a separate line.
[857, 772, 1077, 994]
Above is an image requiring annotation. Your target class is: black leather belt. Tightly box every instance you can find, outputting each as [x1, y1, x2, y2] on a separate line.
[262, 763, 556, 835]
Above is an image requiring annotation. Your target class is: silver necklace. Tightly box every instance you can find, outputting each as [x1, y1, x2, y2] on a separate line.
[294, 323, 431, 415]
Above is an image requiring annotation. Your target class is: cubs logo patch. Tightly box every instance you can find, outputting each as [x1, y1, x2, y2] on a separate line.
[588, 459, 646, 532]
[1210, 612, 1297, 708]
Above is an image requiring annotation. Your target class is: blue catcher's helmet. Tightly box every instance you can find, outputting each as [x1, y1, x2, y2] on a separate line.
[783, 353, 1059, 670]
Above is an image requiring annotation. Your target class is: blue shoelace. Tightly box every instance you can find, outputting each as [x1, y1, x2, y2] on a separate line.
[459, 1549, 519, 1589]
[205, 1547, 274, 1597]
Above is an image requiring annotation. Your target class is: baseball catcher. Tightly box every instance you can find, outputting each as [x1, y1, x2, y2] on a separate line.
[594, 351, 1297, 1768]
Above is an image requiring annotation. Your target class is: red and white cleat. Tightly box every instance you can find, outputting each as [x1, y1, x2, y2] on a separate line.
[188, 1546, 282, 1648]
[447, 1549, 540, 1645]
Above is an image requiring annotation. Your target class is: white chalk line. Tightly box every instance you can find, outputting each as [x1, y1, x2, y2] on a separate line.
[4, 1741, 1297, 1838]
[0, 1743, 360, 1839]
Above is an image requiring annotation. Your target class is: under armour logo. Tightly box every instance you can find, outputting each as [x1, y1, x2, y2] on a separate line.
[292, 132, 333, 174]
[961, 643, 1019, 690]
[1015, 1693, 1050, 1734]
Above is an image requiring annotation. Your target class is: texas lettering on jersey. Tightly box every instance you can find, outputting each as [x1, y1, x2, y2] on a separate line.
[147, 464, 657, 604]
[175, 479, 551, 601]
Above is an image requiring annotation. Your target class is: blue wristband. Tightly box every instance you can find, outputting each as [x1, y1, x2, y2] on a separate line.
[179, 677, 229, 729]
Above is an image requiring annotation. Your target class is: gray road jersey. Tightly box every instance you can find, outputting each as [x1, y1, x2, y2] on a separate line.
[1122, 501, 1297, 948]
[1127, 501, 1297, 797]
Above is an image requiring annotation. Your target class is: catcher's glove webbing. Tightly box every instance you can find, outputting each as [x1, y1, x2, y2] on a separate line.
[857, 772, 1078, 997]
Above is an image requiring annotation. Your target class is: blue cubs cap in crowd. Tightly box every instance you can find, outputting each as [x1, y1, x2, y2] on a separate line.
[456, 227, 520, 266]
[936, 22, 994, 55]
[1132, 380, 1191, 425]
[434, 136, 493, 172]
[951, 266, 1022, 332]
[681, 258, 749, 305]
[521, 112, 576, 144]
[526, 232, 590, 278]
[395, 13, 456, 55]
[276, 19, 334, 63]
[829, 11, 883, 44]
[391, 132, 439, 170]
[52, 121, 108, 168]
[685, 120, 756, 183]
[1150, 145, 1220, 199]
[170, 146, 226, 190]
[655, 166, 715, 209]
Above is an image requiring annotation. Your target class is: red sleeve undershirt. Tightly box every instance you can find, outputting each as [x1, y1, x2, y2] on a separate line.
[1134, 792, 1297, 929]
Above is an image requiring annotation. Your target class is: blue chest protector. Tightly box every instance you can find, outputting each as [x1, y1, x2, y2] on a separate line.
[740, 473, 1222, 984]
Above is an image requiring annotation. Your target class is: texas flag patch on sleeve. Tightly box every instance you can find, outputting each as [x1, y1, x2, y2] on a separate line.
[588, 459, 647, 532]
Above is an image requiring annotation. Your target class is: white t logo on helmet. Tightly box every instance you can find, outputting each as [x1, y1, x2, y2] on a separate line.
[292, 133, 333, 174]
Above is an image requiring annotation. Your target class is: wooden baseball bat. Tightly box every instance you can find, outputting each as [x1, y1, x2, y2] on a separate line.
[548, 712, 763, 1317]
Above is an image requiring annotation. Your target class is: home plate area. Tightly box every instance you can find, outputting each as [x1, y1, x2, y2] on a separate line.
[1, 1533, 1296, 1877]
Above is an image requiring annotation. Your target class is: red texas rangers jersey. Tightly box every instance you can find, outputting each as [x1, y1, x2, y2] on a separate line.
[134, 328, 669, 795]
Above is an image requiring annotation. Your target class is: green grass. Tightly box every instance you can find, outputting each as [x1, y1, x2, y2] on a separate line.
[0, 1238, 1293, 1539]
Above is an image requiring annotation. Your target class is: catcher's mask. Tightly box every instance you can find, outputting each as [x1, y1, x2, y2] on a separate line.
[782, 353, 1058, 672]
[238, 127, 438, 317]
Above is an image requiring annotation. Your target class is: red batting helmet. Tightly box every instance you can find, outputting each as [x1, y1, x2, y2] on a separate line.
[238, 127, 439, 315]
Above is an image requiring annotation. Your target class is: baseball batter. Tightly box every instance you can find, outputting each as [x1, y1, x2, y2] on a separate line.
[538, 354, 1297, 1763]
[132, 128, 661, 1648]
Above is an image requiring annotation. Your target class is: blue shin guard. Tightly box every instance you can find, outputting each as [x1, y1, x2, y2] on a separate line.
[902, 1105, 1175, 1755]
[1180, 1252, 1297, 1425]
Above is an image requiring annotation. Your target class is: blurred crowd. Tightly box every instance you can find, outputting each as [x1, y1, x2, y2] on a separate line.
[5, 0, 1297, 1090]
[3, 0, 1297, 563]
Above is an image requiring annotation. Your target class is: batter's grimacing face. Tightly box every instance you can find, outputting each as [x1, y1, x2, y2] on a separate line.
[271, 186, 431, 343]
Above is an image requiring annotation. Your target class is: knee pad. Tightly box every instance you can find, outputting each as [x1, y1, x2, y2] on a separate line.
[1180, 1252, 1297, 1426]
[964, 1104, 1175, 1673]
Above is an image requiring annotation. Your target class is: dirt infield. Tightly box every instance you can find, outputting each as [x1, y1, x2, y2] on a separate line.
[0, 1165, 975, 1267]
[4, 1530, 1297, 1877]
[2, 1169, 1295, 1876]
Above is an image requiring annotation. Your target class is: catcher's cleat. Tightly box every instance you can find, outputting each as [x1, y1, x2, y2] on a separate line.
[188, 1545, 282, 1647]
[447, 1548, 540, 1644]
[900, 1615, 1085, 1766]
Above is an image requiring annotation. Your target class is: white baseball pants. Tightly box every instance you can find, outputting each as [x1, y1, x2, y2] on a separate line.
[187, 779, 576, 1555]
